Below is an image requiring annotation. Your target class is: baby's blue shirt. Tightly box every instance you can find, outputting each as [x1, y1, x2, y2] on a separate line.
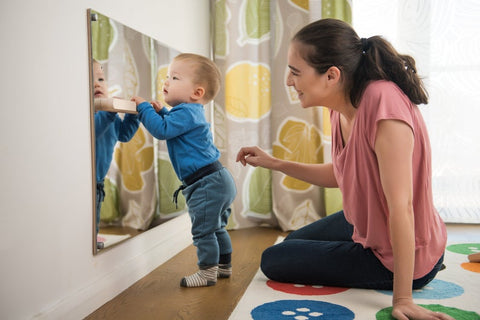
[137, 102, 220, 181]
[94, 111, 140, 182]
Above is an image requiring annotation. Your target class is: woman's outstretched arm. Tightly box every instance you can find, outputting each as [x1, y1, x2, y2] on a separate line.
[236, 146, 338, 188]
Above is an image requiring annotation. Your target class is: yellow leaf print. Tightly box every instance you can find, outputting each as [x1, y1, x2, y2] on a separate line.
[273, 118, 323, 191]
[114, 127, 154, 191]
[288, 0, 309, 11]
[225, 62, 271, 121]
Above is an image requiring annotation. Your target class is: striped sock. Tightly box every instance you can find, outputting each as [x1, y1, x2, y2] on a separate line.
[180, 266, 218, 287]
[218, 263, 232, 278]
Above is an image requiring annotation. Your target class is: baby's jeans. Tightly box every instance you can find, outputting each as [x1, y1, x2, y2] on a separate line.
[261, 211, 444, 290]
[182, 168, 237, 268]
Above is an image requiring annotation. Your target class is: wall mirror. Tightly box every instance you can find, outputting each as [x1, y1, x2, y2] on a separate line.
[87, 9, 186, 254]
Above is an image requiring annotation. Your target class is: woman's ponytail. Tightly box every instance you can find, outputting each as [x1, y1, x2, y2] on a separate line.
[352, 36, 428, 106]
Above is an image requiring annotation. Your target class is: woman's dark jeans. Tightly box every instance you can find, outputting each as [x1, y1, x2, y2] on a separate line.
[261, 211, 444, 290]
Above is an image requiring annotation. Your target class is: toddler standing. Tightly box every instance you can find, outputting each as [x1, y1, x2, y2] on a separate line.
[131, 53, 236, 287]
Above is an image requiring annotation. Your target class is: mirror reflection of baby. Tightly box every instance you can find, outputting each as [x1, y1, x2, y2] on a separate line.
[93, 60, 140, 249]
[131, 53, 237, 288]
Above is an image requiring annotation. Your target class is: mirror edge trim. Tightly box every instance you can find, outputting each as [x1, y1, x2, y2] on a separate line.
[86, 8, 98, 255]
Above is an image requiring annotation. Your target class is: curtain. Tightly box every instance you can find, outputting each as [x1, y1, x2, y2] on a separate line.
[353, 0, 480, 223]
[91, 11, 184, 230]
[213, 0, 351, 230]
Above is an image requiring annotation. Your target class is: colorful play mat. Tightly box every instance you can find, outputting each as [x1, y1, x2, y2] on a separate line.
[229, 239, 480, 319]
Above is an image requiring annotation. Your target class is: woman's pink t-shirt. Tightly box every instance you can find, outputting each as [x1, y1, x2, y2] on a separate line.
[331, 80, 447, 279]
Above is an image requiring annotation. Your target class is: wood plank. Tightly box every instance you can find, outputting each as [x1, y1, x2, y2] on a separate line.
[86, 226, 284, 320]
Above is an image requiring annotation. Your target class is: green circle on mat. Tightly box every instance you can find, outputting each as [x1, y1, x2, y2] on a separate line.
[447, 243, 480, 255]
[376, 304, 480, 319]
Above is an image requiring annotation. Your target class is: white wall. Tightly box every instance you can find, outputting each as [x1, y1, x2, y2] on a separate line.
[0, 0, 210, 319]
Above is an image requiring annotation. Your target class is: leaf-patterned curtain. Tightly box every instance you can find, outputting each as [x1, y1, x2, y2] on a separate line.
[91, 11, 184, 231]
[213, 0, 351, 231]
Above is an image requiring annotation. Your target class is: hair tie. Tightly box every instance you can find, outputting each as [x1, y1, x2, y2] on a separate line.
[361, 37, 370, 54]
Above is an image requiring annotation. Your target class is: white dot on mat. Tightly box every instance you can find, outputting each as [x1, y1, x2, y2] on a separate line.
[309, 312, 323, 316]
[296, 307, 310, 312]
[282, 311, 296, 315]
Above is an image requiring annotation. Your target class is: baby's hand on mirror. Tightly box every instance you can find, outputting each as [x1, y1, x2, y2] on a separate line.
[131, 96, 146, 106]
[151, 100, 162, 112]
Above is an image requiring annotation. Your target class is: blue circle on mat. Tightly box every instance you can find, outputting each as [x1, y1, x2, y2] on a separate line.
[251, 300, 355, 320]
[376, 279, 464, 299]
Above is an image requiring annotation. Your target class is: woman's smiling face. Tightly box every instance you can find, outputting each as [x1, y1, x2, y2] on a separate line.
[286, 41, 331, 108]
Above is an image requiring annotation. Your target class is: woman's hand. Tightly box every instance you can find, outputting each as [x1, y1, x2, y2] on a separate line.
[236, 146, 276, 169]
[236, 146, 338, 187]
[392, 299, 454, 320]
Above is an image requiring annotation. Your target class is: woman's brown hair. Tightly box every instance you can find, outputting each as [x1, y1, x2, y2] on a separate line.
[293, 18, 428, 107]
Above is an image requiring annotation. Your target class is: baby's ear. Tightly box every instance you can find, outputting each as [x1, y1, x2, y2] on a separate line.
[191, 86, 205, 101]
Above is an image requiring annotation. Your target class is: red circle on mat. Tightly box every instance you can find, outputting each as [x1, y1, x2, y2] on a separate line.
[266, 280, 348, 295]
[461, 262, 480, 273]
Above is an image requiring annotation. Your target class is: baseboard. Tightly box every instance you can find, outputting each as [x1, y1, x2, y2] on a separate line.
[35, 214, 192, 319]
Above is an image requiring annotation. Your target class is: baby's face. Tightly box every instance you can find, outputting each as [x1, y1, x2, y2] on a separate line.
[163, 59, 198, 107]
[93, 62, 108, 99]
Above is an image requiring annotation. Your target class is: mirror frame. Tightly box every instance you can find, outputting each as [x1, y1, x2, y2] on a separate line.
[87, 8, 97, 254]
[87, 8, 188, 255]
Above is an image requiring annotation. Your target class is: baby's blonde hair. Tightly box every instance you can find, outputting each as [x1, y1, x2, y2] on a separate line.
[173, 53, 221, 103]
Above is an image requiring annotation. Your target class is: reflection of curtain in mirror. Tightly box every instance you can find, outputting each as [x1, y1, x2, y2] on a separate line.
[213, 0, 349, 231]
[91, 12, 184, 230]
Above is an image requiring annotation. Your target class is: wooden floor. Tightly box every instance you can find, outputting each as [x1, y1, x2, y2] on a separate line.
[86, 226, 286, 320]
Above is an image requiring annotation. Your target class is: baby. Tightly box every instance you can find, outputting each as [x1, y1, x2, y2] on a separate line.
[93, 60, 139, 249]
[131, 53, 236, 287]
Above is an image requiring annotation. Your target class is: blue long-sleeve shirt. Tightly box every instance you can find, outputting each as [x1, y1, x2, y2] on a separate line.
[95, 111, 140, 182]
[137, 102, 220, 181]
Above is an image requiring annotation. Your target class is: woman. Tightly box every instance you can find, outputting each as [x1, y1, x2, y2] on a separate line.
[236, 19, 451, 320]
